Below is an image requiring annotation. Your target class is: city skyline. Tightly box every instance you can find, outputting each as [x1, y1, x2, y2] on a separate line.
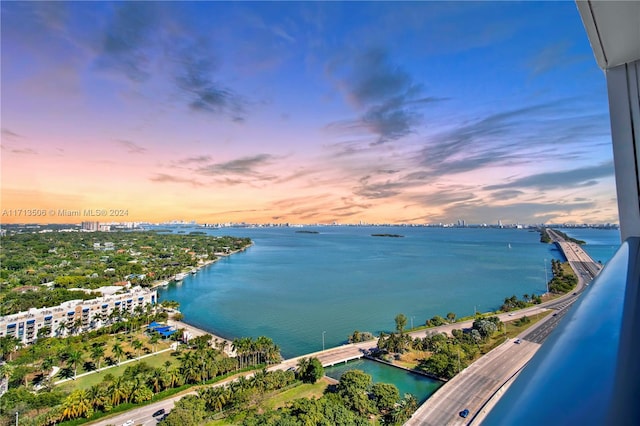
[1, 1, 618, 225]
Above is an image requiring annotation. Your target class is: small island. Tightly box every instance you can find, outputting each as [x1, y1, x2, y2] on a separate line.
[371, 233, 404, 238]
[296, 230, 319, 234]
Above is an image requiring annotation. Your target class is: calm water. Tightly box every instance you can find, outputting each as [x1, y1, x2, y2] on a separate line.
[324, 358, 442, 403]
[158, 226, 620, 358]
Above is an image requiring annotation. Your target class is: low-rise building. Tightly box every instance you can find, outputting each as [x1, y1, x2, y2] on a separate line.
[0, 287, 157, 344]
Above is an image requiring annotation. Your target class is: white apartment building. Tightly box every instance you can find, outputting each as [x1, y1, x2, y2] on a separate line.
[0, 286, 157, 344]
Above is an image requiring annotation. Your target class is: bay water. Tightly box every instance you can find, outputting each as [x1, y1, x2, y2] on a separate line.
[158, 226, 620, 358]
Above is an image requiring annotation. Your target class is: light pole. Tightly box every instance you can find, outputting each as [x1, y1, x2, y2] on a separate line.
[322, 331, 326, 351]
[411, 316, 415, 330]
[544, 258, 549, 294]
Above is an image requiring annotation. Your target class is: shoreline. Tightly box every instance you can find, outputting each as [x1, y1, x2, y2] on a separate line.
[151, 242, 254, 355]
[150, 243, 254, 290]
[166, 318, 235, 356]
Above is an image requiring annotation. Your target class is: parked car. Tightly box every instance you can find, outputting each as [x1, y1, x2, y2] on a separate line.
[514, 338, 521, 344]
[459, 409, 470, 418]
[152, 409, 165, 417]
[122, 421, 134, 426]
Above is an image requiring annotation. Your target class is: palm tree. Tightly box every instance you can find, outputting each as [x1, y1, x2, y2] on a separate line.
[109, 377, 130, 406]
[179, 351, 200, 383]
[112, 342, 124, 365]
[0, 336, 20, 361]
[42, 355, 57, 378]
[149, 333, 160, 353]
[67, 349, 83, 380]
[91, 345, 105, 371]
[60, 389, 94, 420]
[147, 368, 165, 393]
[56, 321, 67, 337]
[132, 339, 143, 360]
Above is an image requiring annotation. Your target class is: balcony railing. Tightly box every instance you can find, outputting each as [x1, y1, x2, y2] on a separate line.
[483, 237, 639, 425]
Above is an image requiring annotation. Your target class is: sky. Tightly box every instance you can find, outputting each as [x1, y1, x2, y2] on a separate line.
[0, 1, 618, 225]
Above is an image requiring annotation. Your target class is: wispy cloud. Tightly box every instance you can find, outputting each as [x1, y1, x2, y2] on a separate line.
[9, 148, 38, 155]
[327, 47, 445, 144]
[528, 41, 589, 77]
[490, 190, 525, 201]
[149, 173, 203, 187]
[197, 154, 274, 176]
[173, 39, 246, 120]
[181, 155, 212, 164]
[94, 2, 157, 81]
[485, 161, 614, 191]
[1, 128, 22, 139]
[116, 139, 146, 154]
[437, 200, 598, 225]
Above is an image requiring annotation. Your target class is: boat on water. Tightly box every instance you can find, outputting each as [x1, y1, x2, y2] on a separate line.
[173, 272, 188, 282]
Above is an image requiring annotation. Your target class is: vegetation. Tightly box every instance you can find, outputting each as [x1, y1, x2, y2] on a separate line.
[375, 313, 504, 380]
[539, 227, 586, 245]
[0, 316, 280, 426]
[539, 228, 552, 243]
[500, 294, 542, 312]
[548, 259, 578, 293]
[232, 369, 416, 425]
[296, 357, 324, 384]
[0, 230, 251, 315]
[348, 330, 375, 343]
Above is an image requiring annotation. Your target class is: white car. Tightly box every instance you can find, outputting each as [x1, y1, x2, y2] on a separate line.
[122, 421, 134, 426]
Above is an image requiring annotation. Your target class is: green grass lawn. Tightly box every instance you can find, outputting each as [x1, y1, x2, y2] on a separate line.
[265, 377, 330, 410]
[58, 350, 180, 391]
[205, 378, 330, 425]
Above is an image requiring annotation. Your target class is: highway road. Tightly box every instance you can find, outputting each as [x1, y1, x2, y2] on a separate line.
[405, 338, 541, 426]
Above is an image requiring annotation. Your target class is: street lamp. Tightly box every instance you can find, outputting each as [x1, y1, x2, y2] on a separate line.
[322, 331, 326, 351]
[544, 258, 549, 294]
[411, 316, 415, 330]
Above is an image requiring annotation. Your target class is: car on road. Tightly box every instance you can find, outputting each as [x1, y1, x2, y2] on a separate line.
[459, 409, 470, 418]
[153, 408, 165, 417]
[122, 421, 134, 426]
[514, 339, 521, 344]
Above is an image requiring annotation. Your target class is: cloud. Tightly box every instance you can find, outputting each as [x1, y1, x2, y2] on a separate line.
[1, 128, 22, 139]
[197, 154, 274, 176]
[173, 39, 246, 119]
[178, 155, 211, 164]
[528, 41, 589, 77]
[485, 161, 614, 191]
[490, 190, 525, 201]
[9, 148, 38, 155]
[436, 200, 598, 225]
[115, 139, 146, 154]
[414, 101, 604, 178]
[149, 173, 203, 187]
[328, 47, 445, 144]
[94, 2, 157, 82]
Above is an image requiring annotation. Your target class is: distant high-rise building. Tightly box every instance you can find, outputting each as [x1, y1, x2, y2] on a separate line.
[81, 221, 99, 231]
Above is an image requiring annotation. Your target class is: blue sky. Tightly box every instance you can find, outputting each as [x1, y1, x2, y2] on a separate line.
[1, 1, 617, 224]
